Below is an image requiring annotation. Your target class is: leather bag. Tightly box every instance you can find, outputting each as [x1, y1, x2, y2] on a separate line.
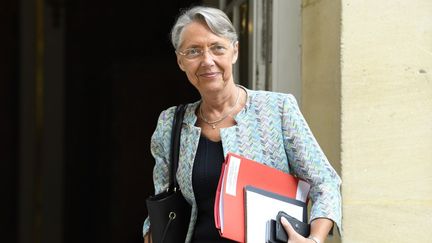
[146, 105, 191, 243]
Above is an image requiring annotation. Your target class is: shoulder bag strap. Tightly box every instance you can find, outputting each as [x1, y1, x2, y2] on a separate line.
[169, 104, 186, 191]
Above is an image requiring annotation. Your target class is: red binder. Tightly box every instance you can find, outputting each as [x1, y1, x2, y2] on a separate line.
[214, 153, 310, 243]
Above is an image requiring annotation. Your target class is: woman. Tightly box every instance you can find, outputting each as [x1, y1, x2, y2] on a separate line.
[144, 6, 341, 243]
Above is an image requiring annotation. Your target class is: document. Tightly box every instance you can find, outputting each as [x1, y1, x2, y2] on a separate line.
[214, 153, 310, 242]
[244, 186, 307, 243]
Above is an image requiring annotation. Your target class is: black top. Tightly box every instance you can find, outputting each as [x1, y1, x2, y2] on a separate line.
[191, 136, 236, 243]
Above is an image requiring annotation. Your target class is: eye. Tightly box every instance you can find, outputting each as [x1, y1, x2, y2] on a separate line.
[211, 45, 227, 55]
[185, 48, 202, 57]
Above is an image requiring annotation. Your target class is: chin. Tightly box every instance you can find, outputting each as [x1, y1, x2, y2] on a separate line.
[196, 80, 226, 92]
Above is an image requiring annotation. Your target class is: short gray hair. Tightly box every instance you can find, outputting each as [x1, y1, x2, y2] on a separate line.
[171, 6, 238, 50]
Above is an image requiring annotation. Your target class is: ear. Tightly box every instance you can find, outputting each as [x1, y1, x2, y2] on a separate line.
[177, 54, 186, 71]
[231, 41, 239, 64]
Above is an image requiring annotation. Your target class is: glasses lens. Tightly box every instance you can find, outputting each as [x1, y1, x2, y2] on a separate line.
[210, 45, 228, 56]
[184, 48, 202, 59]
[180, 44, 229, 59]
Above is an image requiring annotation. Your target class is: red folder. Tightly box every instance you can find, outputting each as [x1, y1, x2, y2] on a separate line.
[214, 153, 309, 243]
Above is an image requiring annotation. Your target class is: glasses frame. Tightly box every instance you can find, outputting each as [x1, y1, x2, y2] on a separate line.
[176, 41, 237, 60]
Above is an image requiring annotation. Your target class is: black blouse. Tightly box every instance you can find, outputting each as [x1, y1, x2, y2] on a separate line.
[191, 136, 236, 243]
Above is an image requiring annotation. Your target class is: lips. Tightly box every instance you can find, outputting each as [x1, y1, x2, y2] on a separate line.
[199, 72, 221, 78]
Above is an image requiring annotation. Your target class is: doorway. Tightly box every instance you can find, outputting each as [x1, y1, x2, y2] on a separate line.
[17, 1, 201, 243]
[63, 1, 201, 243]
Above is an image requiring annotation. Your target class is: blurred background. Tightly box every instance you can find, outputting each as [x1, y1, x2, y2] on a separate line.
[1, 0, 207, 242]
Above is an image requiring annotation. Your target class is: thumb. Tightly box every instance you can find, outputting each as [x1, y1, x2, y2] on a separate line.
[280, 217, 301, 241]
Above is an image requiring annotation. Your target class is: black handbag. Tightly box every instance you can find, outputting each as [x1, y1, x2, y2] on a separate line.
[146, 104, 191, 243]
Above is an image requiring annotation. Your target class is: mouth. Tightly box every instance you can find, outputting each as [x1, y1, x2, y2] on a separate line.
[199, 72, 221, 78]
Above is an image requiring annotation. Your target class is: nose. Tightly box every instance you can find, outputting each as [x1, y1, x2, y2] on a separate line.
[200, 50, 216, 66]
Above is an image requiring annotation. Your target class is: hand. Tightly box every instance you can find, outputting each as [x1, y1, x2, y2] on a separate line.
[280, 217, 312, 243]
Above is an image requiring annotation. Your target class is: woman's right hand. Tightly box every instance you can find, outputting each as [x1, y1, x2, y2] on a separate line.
[280, 217, 313, 243]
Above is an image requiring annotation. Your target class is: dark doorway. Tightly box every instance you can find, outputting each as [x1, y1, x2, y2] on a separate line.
[6, 1, 214, 242]
[63, 1, 201, 243]
[0, 0, 19, 243]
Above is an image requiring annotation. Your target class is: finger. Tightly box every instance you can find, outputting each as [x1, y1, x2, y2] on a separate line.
[280, 217, 301, 241]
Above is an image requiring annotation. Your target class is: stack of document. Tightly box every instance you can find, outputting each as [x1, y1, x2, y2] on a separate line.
[214, 153, 310, 243]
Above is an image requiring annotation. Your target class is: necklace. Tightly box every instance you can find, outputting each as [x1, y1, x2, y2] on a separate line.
[199, 85, 241, 129]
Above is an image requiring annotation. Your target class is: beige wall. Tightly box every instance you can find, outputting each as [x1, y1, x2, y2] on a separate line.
[341, 0, 432, 242]
[302, 0, 342, 173]
[302, 0, 432, 242]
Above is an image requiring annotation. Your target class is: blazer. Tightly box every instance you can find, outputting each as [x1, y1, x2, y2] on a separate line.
[143, 88, 342, 242]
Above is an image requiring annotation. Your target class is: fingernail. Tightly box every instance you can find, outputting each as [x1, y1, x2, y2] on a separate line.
[281, 217, 288, 224]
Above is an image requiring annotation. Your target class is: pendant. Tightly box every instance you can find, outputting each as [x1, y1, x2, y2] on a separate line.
[211, 124, 216, 129]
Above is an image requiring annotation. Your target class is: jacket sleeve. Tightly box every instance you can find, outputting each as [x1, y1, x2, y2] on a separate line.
[281, 94, 342, 232]
[143, 107, 176, 236]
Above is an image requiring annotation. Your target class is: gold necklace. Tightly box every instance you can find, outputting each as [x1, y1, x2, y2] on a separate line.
[199, 86, 241, 129]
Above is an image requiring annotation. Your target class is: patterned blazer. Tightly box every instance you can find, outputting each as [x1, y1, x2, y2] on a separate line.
[143, 88, 342, 242]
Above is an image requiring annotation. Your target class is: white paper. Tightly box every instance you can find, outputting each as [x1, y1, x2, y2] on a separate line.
[245, 189, 304, 243]
[296, 180, 311, 203]
[219, 164, 226, 231]
[225, 156, 241, 196]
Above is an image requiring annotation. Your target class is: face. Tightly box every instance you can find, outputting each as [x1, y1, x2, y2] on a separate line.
[176, 21, 238, 93]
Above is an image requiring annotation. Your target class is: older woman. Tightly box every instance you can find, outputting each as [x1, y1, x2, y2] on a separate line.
[144, 6, 341, 243]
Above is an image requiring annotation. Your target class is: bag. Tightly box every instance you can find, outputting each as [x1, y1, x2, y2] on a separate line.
[146, 105, 191, 243]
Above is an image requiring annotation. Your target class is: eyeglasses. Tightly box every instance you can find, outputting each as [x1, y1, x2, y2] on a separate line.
[177, 44, 229, 60]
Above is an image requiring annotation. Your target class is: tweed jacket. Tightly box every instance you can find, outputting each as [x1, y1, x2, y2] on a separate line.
[143, 89, 342, 242]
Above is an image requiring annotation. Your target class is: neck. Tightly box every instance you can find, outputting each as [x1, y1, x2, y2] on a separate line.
[200, 83, 239, 115]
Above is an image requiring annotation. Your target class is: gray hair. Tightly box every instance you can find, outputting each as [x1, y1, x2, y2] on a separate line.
[171, 6, 238, 50]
